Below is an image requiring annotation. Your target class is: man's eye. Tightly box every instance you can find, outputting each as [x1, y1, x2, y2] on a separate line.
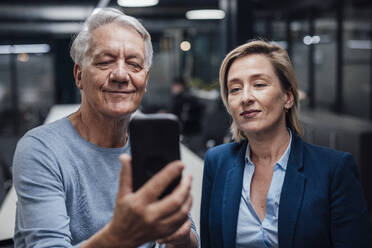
[128, 62, 143, 71]
[97, 61, 111, 66]
[129, 63, 140, 68]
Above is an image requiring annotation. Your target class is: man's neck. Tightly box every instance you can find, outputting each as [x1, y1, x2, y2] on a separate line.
[69, 108, 130, 148]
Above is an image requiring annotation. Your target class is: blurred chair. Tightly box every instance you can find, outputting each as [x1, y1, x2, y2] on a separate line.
[202, 99, 231, 151]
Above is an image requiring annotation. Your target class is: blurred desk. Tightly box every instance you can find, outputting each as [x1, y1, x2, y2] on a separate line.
[0, 104, 203, 241]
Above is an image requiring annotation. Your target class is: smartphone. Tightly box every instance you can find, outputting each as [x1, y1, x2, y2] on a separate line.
[129, 113, 181, 198]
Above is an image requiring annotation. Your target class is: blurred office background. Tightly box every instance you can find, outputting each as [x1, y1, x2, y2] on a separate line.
[0, 0, 372, 236]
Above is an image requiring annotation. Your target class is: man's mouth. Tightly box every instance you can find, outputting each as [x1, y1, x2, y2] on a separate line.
[103, 90, 135, 94]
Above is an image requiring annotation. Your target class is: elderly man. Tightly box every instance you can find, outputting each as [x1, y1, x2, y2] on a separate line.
[12, 8, 198, 248]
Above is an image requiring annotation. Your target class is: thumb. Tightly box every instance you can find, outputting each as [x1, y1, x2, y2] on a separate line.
[117, 154, 133, 198]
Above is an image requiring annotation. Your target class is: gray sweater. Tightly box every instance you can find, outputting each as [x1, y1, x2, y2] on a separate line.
[13, 118, 191, 247]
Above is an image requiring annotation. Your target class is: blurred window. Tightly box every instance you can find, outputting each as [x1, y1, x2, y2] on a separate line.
[314, 17, 337, 111]
[291, 21, 310, 108]
[343, 6, 372, 119]
[0, 46, 54, 135]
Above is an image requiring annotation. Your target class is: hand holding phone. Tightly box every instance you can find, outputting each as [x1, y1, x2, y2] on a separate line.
[129, 113, 181, 198]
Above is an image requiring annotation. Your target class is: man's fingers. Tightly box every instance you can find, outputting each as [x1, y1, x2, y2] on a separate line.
[147, 174, 192, 218]
[157, 219, 191, 244]
[117, 154, 133, 198]
[138, 160, 184, 201]
[159, 194, 192, 226]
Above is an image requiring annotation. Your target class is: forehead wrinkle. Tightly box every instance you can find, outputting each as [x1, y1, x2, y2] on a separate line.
[227, 77, 242, 86]
[227, 72, 271, 84]
[87, 23, 144, 59]
[92, 50, 116, 59]
[250, 73, 272, 81]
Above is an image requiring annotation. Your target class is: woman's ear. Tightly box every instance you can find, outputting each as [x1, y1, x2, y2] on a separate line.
[284, 89, 294, 109]
[73, 64, 83, 90]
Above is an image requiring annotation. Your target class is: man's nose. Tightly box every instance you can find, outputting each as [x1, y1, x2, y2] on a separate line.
[110, 62, 129, 84]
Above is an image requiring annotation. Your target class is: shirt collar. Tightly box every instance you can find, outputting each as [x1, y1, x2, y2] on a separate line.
[245, 129, 292, 171]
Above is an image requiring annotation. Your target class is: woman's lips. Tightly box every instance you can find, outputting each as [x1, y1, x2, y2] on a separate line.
[240, 110, 260, 118]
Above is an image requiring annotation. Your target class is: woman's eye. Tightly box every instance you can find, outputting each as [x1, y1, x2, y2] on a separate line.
[254, 82, 266, 87]
[229, 87, 241, 94]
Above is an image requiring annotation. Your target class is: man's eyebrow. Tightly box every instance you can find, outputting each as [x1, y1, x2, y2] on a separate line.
[92, 51, 115, 59]
[126, 52, 144, 61]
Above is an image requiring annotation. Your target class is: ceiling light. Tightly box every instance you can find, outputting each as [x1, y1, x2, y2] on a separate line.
[303, 35, 321, 45]
[0, 44, 50, 54]
[303, 36, 312, 45]
[186, 9, 225, 20]
[180, 41, 191, 51]
[18, 53, 29, 62]
[117, 0, 158, 7]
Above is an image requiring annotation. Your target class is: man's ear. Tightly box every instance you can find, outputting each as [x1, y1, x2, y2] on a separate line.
[144, 70, 150, 93]
[73, 64, 83, 90]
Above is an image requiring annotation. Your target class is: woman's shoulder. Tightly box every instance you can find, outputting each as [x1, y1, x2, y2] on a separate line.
[296, 136, 356, 173]
[203, 141, 246, 178]
[299, 137, 350, 160]
[206, 141, 245, 157]
[204, 141, 247, 168]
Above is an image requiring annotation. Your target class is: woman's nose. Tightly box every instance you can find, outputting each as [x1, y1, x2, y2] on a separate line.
[241, 87, 254, 105]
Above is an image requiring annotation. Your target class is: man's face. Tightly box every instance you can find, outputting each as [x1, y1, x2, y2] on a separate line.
[74, 23, 149, 119]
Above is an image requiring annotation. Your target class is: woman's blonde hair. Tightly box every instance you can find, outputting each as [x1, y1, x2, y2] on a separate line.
[219, 40, 303, 142]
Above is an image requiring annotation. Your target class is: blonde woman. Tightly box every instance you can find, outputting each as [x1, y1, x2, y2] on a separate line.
[200, 40, 372, 248]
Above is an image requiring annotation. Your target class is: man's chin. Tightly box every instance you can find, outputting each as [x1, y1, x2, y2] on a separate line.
[104, 108, 136, 119]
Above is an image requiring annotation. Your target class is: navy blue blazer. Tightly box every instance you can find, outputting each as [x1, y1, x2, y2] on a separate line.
[201, 134, 372, 248]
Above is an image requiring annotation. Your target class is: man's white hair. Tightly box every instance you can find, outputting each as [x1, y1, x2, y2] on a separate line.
[70, 8, 153, 70]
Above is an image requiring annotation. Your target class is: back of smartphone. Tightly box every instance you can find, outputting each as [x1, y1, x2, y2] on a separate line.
[129, 113, 181, 198]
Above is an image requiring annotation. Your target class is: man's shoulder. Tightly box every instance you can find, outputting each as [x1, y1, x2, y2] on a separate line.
[16, 118, 74, 155]
[24, 118, 71, 141]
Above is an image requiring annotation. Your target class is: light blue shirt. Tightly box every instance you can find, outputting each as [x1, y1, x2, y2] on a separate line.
[236, 130, 292, 248]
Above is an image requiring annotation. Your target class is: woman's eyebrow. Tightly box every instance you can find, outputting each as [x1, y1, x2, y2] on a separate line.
[227, 77, 242, 85]
[249, 73, 271, 80]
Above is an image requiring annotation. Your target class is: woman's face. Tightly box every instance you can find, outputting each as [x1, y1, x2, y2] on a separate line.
[226, 54, 293, 136]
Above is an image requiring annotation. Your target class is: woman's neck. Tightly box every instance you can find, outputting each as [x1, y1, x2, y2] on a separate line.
[246, 126, 290, 166]
[69, 108, 130, 148]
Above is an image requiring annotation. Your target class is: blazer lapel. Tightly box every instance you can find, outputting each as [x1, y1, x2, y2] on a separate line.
[278, 135, 306, 248]
[222, 141, 247, 248]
